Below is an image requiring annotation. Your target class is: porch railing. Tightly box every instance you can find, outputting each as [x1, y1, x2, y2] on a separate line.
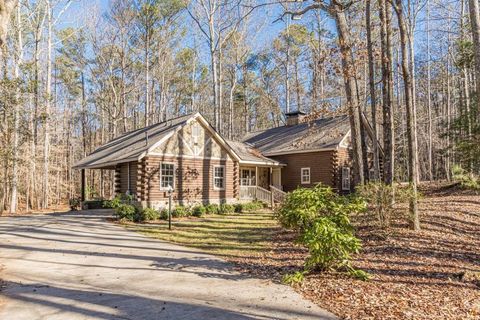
[239, 185, 287, 207]
[256, 186, 272, 204]
[239, 186, 256, 200]
[270, 185, 287, 205]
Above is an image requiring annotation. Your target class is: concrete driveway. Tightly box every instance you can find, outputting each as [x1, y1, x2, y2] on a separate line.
[0, 210, 336, 320]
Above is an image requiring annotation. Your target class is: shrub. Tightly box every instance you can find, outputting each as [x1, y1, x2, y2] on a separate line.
[301, 217, 361, 271]
[452, 165, 480, 190]
[115, 204, 137, 221]
[276, 184, 368, 280]
[69, 197, 81, 211]
[277, 184, 364, 232]
[82, 200, 105, 210]
[244, 201, 264, 212]
[235, 201, 264, 213]
[205, 203, 219, 214]
[357, 182, 422, 229]
[234, 203, 243, 213]
[140, 208, 160, 221]
[282, 271, 306, 285]
[192, 205, 206, 217]
[219, 203, 235, 214]
[159, 209, 169, 220]
[103, 196, 122, 209]
[172, 206, 191, 218]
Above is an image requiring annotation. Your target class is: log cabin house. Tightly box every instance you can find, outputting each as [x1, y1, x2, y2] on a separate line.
[73, 112, 354, 209]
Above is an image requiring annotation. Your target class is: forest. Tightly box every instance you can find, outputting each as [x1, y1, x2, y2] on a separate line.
[0, 0, 478, 216]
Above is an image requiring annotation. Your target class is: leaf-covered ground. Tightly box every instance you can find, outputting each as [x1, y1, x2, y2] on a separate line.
[124, 184, 479, 319]
[227, 185, 480, 320]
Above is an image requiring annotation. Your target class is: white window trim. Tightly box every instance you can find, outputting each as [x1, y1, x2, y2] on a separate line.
[160, 162, 176, 191]
[301, 167, 310, 184]
[213, 165, 226, 190]
[342, 166, 351, 191]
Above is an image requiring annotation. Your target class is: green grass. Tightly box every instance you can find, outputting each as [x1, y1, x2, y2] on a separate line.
[127, 212, 279, 258]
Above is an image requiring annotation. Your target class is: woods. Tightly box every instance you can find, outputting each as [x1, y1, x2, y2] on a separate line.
[0, 0, 479, 219]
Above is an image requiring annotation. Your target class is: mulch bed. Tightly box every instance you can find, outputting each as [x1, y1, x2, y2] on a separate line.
[226, 184, 480, 319]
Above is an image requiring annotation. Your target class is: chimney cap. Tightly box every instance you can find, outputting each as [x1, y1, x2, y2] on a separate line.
[285, 111, 306, 117]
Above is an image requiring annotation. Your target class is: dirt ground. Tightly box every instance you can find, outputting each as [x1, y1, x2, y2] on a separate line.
[228, 183, 480, 320]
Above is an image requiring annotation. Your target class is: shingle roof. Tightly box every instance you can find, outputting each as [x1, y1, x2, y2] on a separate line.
[243, 115, 350, 155]
[72, 113, 194, 169]
[225, 140, 282, 166]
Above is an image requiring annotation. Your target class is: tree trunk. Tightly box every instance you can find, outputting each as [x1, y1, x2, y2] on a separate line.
[469, 0, 480, 116]
[393, 0, 420, 230]
[333, 4, 365, 185]
[379, 0, 395, 186]
[10, 0, 22, 213]
[366, 0, 381, 181]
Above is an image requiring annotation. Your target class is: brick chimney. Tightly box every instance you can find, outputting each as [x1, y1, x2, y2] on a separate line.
[285, 111, 306, 126]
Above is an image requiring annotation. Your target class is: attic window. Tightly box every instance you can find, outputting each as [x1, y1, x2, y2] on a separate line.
[192, 123, 201, 143]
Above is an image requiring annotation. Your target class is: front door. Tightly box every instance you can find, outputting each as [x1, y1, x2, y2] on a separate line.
[272, 168, 281, 189]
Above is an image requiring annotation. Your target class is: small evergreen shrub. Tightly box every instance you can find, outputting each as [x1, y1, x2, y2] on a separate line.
[234, 203, 243, 213]
[192, 205, 206, 217]
[172, 206, 191, 218]
[115, 204, 137, 221]
[452, 165, 480, 190]
[103, 196, 122, 209]
[236, 201, 264, 213]
[276, 184, 368, 280]
[159, 209, 169, 220]
[69, 198, 81, 211]
[219, 203, 235, 214]
[141, 208, 160, 221]
[205, 203, 219, 214]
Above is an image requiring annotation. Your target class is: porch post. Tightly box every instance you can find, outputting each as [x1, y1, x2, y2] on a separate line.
[81, 169, 86, 202]
[255, 166, 258, 200]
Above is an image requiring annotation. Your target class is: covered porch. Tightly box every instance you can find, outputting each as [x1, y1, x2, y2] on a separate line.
[238, 165, 285, 206]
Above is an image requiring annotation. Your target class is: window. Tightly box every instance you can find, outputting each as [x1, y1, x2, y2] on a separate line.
[342, 167, 351, 191]
[301, 167, 310, 184]
[160, 163, 175, 190]
[240, 168, 256, 186]
[214, 165, 225, 189]
[192, 123, 201, 143]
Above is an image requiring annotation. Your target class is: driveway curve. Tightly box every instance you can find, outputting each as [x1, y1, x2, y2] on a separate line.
[0, 210, 336, 320]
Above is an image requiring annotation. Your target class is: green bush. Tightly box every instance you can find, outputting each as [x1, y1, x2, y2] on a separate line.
[234, 203, 243, 213]
[115, 204, 137, 221]
[140, 208, 160, 221]
[172, 206, 191, 218]
[301, 217, 361, 271]
[205, 203, 219, 214]
[159, 209, 169, 220]
[276, 184, 368, 280]
[234, 201, 264, 213]
[192, 205, 206, 217]
[103, 196, 122, 209]
[219, 203, 235, 214]
[452, 165, 480, 190]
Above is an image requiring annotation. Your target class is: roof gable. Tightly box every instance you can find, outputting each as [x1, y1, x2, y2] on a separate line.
[72, 113, 195, 169]
[150, 118, 234, 160]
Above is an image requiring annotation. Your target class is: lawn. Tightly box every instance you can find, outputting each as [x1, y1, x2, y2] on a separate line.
[128, 211, 281, 260]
